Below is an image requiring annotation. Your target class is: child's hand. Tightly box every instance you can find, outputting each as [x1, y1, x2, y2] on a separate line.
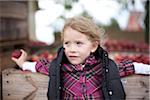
[11, 49, 27, 68]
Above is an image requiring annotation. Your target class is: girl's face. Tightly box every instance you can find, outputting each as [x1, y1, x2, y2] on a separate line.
[63, 27, 98, 65]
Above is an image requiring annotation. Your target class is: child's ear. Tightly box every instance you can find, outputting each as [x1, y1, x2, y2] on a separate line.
[91, 41, 99, 53]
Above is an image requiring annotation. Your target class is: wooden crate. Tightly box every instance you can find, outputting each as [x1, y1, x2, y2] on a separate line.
[0, 1, 29, 70]
[2, 68, 49, 100]
[0, 1, 28, 42]
[122, 75, 149, 100]
[2, 68, 149, 100]
[0, 1, 28, 19]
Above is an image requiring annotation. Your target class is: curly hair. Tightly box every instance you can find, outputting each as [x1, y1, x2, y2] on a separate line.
[61, 16, 105, 45]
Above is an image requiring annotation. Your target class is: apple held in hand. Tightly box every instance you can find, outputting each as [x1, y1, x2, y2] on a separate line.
[12, 50, 22, 59]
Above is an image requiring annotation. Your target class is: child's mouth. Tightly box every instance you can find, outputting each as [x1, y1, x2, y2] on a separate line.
[69, 56, 78, 59]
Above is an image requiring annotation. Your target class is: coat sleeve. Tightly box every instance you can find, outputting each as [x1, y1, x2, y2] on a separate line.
[117, 59, 135, 77]
[117, 59, 150, 77]
[35, 58, 51, 75]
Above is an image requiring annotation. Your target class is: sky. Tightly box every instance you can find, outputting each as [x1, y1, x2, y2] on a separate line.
[35, 0, 145, 45]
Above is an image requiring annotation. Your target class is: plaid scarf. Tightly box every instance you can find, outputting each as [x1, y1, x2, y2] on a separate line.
[61, 55, 104, 100]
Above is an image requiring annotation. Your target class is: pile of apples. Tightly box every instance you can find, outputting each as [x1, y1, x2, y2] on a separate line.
[29, 50, 57, 62]
[114, 54, 149, 64]
[104, 39, 149, 52]
[11, 49, 57, 62]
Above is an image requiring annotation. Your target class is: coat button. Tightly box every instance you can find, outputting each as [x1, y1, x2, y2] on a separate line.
[104, 53, 108, 57]
[106, 68, 109, 73]
[109, 91, 113, 95]
[59, 64, 61, 66]
[59, 86, 61, 90]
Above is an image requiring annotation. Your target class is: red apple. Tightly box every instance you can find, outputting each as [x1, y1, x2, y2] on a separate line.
[12, 50, 22, 59]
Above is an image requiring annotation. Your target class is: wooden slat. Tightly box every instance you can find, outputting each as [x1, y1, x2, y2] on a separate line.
[2, 68, 149, 100]
[2, 68, 49, 100]
[0, 1, 28, 19]
[122, 75, 149, 100]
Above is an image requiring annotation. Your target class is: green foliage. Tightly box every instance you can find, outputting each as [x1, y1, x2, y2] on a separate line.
[64, 4, 72, 10]
[110, 18, 120, 29]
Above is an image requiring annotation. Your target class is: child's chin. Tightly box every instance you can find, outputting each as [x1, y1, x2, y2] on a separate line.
[70, 61, 82, 65]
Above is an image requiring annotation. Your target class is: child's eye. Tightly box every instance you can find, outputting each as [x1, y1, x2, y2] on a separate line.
[64, 42, 69, 45]
[64, 42, 68, 45]
[76, 42, 81, 44]
[63, 42, 70, 47]
[76, 41, 83, 46]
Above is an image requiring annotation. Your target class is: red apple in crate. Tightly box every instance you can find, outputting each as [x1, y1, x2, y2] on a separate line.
[12, 50, 22, 59]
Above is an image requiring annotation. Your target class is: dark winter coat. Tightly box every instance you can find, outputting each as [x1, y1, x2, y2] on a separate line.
[47, 46, 126, 100]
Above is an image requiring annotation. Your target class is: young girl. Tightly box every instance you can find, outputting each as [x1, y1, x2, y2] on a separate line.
[12, 16, 149, 100]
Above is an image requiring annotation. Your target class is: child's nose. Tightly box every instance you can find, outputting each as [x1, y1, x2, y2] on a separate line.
[69, 45, 76, 52]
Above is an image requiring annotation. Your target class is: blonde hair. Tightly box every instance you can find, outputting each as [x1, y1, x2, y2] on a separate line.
[62, 16, 104, 45]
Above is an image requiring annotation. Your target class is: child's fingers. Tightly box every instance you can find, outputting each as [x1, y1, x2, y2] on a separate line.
[20, 49, 25, 53]
[20, 49, 27, 56]
[20, 49, 25, 55]
[11, 57, 17, 62]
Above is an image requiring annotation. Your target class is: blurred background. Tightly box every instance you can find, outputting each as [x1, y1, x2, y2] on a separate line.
[0, 0, 149, 100]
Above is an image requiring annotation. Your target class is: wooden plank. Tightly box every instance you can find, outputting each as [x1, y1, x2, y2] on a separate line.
[2, 68, 149, 100]
[2, 68, 49, 100]
[122, 75, 149, 100]
[0, 1, 28, 19]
